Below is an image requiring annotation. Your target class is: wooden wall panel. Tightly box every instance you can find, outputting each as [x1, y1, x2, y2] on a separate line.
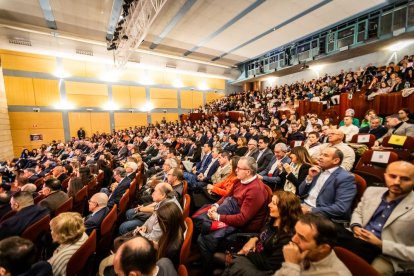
[65, 81, 107, 95]
[33, 79, 60, 106]
[206, 92, 225, 103]
[151, 113, 178, 123]
[207, 79, 225, 90]
[1, 53, 56, 73]
[4, 76, 35, 106]
[114, 113, 148, 129]
[150, 99, 178, 108]
[66, 94, 108, 107]
[129, 87, 147, 108]
[85, 62, 107, 78]
[112, 85, 131, 108]
[69, 112, 91, 138]
[181, 90, 203, 109]
[150, 88, 177, 99]
[90, 113, 110, 134]
[62, 59, 86, 77]
[192, 91, 204, 108]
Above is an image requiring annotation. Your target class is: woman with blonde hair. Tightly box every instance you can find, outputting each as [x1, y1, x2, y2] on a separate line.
[48, 212, 88, 276]
[279, 146, 315, 194]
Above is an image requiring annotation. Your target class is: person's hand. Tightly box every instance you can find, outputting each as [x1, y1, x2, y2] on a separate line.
[206, 184, 213, 191]
[207, 209, 218, 220]
[192, 166, 197, 173]
[352, 226, 363, 238]
[257, 174, 263, 180]
[209, 204, 218, 212]
[283, 163, 292, 174]
[283, 242, 309, 265]
[308, 166, 320, 178]
[301, 204, 311, 214]
[238, 237, 258, 255]
[135, 205, 143, 213]
[358, 228, 383, 248]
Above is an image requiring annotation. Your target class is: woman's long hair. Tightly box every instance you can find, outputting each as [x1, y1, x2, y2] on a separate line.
[272, 190, 303, 234]
[156, 201, 185, 260]
[290, 146, 315, 166]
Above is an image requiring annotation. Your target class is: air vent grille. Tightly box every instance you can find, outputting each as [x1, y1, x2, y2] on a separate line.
[9, 39, 31, 46]
[76, 49, 93, 56]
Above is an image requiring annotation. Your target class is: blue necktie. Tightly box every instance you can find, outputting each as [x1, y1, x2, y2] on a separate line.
[200, 154, 208, 169]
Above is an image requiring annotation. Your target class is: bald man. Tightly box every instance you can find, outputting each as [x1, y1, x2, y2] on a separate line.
[84, 192, 109, 237]
[346, 161, 414, 275]
[113, 236, 176, 276]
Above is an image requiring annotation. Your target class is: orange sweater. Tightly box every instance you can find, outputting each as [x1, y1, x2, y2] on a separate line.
[211, 174, 238, 196]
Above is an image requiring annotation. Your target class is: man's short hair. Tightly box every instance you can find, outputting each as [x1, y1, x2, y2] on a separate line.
[24, 168, 35, 174]
[171, 168, 183, 181]
[331, 148, 344, 165]
[258, 136, 270, 144]
[221, 151, 231, 160]
[118, 236, 157, 275]
[386, 114, 401, 121]
[0, 236, 37, 274]
[308, 131, 320, 138]
[239, 156, 257, 175]
[12, 191, 34, 205]
[44, 178, 62, 191]
[114, 167, 127, 178]
[125, 162, 138, 172]
[299, 213, 337, 247]
[274, 143, 288, 152]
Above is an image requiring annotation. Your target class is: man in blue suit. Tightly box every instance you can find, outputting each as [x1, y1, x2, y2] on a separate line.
[84, 192, 110, 237]
[102, 167, 131, 209]
[184, 145, 220, 191]
[299, 147, 356, 221]
[258, 143, 291, 190]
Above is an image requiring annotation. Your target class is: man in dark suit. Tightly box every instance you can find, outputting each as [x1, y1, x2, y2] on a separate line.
[51, 166, 68, 183]
[239, 126, 251, 141]
[84, 192, 110, 237]
[188, 147, 221, 191]
[256, 136, 273, 174]
[358, 116, 387, 140]
[104, 167, 131, 209]
[299, 147, 357, 221]
[77, 127, 86, 139]
[244, 139, 259, 159]
[39, 178, 69, 214]
[258, 143, 291, 190]
[23, 168, 39, 184]
[0, 191, 49, 240]
[125, 162, 138, 181]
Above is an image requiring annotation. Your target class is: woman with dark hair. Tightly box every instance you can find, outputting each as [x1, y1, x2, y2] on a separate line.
[78, 166, 93, 186]
[97, 159, 113, 188]
[398, 108, 414, 124]
[155, 201, 185, 266]
[67, 177, 83, 198]
[234, 137, 248, 156]
[269, 129, 287, 151]
[224, 191, 303, 275]
[279, 146, 315, 195]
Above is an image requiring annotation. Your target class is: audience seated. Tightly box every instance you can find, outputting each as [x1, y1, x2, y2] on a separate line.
[274, 213, 351, 276]
[0, 236, 52, 276]
[258, 143, 291, 190]
[224, 190, 302, 275]
[48, 212, 88, 276]
[359, 116, 388, 140]
[84, 192, 109, 237]
[38, 178, 69, 214]
[0, 191, 49, 240]
[376, 114, 414, 145]
[256, 136, 273, 174]
[337, 161, 414, 275]
[197, 156, 268, 275]
[102, 167, 131, 209]
[299, 147, 357, 221]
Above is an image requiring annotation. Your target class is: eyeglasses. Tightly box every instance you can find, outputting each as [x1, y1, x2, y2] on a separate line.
[236, 166, 250, 171]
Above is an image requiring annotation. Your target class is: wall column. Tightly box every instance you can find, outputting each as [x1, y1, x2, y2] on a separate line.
[0, 65, 14, 159]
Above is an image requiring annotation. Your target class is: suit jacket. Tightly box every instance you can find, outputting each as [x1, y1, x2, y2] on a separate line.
[108, 177, 131, 209]
[196, 153, 212, 174]
[84, 206, 110, 237]
[379, 122, 414, 142]
[245, 148, 259, 159]
[117, 146, 128, 159]
[57, 173, 68, 183]
[211, 163, 232, 184]
[351, 188, 414, 271]
[39, 191, 69, 213]
[201, 159, 220, 183]
[256, 148, 273, 174]
[298, 167, 357, 220]
[259, 155, 291, 189]
[0, 204, 49, 240]
[28, 174, 40, 184]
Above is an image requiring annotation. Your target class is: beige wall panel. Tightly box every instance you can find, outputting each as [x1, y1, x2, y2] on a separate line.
[207, 79, 225, 90]
[150, 88, 177, 99]
[206, 92, 225, 103]
[90, 113, 110, 134]
[119, 68, 143, 82]
[33, 79, 60, 106]
[65, 81, 107, 95]
[9, 112, 63, 130]
[114, 113, 148, 129]
[151, 113, 178, 124]
[180, 90, 193, 109]
[129, 87, 147, 108]
[192, 91, 204, 108]
[150, 98, 178, 108]
[4, 76, 35, 106]
[181, 75, 197, 87]
[68, 112, 92, 138]
[112, 85, 131, 108]
[1, 53, 56, 73]
[85, 62, 107, 78]
[62, 59, 86, 77]
[67, 94, 108, 108]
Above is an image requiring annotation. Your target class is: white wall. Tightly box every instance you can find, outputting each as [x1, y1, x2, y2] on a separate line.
[261, 43, 414, 89]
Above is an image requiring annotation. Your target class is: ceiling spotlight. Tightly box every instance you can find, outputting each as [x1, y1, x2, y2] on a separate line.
[118, 19, 125, 25]
[122, 35, 128, 40]
[107, 43, 117, 51]
[116, 26, 122, 31]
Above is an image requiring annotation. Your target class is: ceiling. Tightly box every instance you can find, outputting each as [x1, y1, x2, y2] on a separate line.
[0, 0, 389, 79]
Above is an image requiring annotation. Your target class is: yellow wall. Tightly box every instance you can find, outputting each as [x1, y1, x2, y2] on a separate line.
[9, 112, 64, 156]
[114, 113, 148, 129]
[0, 51, 56, 74]
[68, 112, 110, 137]
[150, 88, 178, 108]
[151, 113, 179, 123]
[181, 90, 204, 109]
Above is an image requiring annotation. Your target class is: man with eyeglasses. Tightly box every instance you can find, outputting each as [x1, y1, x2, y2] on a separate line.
[375, 114, 414, 146]
[337, 161, 414, 275]
[244, 139, 259, 159]
[84, 192, 109, 237]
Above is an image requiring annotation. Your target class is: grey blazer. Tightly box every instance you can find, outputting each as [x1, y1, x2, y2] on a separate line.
[379, 122, 414, 142]
[351, 187, 414, 272]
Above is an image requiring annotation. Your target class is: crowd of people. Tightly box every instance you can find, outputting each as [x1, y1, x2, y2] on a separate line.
[0, 59, 414, 276]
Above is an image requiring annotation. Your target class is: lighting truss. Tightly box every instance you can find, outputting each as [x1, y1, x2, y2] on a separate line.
[113, 0, 168, 69]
